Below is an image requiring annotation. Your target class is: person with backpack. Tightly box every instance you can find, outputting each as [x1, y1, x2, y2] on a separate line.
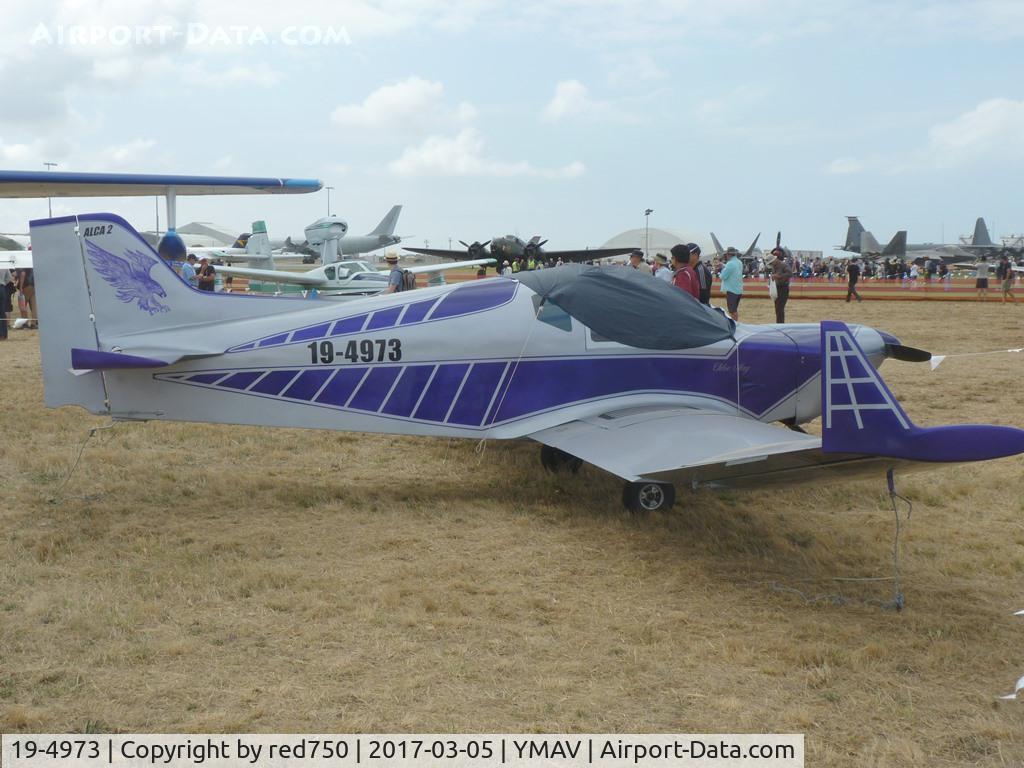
[384, 253, 405, 294]
[689, 243, 713, 305]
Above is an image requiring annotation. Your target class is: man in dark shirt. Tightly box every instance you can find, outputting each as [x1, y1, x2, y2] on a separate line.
[689, 243, 713, 305]
[845, 259, 862, 303]
[769, 248, 793, 323]
[196, 258, 216, 292]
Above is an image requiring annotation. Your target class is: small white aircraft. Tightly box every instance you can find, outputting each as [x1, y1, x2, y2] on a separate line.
[274, 206, 405, 261]
[192, 219, 493, 298]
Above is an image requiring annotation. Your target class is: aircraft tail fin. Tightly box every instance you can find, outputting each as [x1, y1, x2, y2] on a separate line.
[243, 220, 275, 268]
[743, 232, 761, 259]
[710, 232, 725, 257]
[30, 213, 299, 413]
[368, 205, 402, 236]
[820, 321, 1024, 462]
[972, 217, 994, 247]
[882, 230, 906, 257]
[844, 216, 865, 252]
[860, 230, 881, 254]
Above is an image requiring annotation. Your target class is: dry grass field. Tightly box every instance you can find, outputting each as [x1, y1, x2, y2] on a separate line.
[1, 297, 1023, 766]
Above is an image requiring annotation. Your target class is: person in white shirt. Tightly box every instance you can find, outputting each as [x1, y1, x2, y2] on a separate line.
[652, 253, 673, 283]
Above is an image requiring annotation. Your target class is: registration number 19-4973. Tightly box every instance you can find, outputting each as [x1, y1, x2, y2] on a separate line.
[307, 339, 402, 364]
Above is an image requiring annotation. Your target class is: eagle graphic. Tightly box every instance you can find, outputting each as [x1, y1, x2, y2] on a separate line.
[85, 239, 170, 315]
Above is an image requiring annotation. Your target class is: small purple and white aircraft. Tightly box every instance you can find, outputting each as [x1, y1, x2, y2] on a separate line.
[30, 211, 1024, 512]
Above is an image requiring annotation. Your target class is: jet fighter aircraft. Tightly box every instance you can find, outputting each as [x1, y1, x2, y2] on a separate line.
[31, 213, 1024, 512]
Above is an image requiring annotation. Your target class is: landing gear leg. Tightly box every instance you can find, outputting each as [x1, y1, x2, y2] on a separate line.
[622, 481, 676, 512]
[540, 445, 583, 474]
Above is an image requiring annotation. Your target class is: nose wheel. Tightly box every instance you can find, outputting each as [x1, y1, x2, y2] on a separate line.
[622, 481, 676, 512]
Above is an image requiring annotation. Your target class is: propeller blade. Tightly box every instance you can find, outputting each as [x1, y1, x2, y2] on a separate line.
[538, 239, 549, 248]
[459, 240, 470, 248]
[885, 344, 932, 363]
[482, 240, 491, 248]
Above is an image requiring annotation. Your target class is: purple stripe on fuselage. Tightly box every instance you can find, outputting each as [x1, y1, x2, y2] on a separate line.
[381, 365, 435, 417]
[414, 363, 470, 421]
[429, 280, 517, 320]
[349, 367, 401, 411]
[315, 367, 367, 406]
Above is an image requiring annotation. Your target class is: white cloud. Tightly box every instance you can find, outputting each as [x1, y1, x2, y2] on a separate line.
[922, 98, 1024, 166]
[541, 79, 639, 123]
[825, 157, 863, 175]
[331, 77, 476, 129]
[183, 61, 284, 87]
[388, 128, 584, 179]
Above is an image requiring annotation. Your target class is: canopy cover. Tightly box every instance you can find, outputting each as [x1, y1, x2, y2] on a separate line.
[516, 264, 734, 349]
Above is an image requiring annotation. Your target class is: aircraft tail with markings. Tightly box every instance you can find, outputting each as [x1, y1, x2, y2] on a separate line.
[30, 213, 309, 412]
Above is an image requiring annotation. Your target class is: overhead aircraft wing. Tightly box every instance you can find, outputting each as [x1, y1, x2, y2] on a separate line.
[402, 247, 477, 260]
[0, 170, 322, 198]
[0, 250, 33, 270]
[214, 264, 327, 286]
[401, 258, 495, 275]
[545, 247, 636, 263]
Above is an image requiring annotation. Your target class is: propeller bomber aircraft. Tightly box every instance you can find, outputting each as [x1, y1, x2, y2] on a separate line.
[31, 211, 1024, 512]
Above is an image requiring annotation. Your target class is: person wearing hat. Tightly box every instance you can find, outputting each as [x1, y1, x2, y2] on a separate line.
[719, 247, 744, 321]
[501, 260, 512, 277]
[669, 243, 699, 299]
[652, 253, 672, 283]
[689, 243, 713, 305]
[767, 246, 794, 323]
[384, 253, 404, 293]
[628, 249, 651, 275]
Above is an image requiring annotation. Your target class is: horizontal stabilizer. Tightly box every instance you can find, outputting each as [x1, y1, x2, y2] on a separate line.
[820, 321, 1024, 462]
[71, 348, 170, 371]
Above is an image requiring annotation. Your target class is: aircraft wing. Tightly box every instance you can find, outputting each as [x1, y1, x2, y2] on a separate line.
[530, 407, 928, 488]
[401, 258, 495, 275]
[0, 170, 321, 198]
[545, 248, 636, 263]
[0, 250, 32, 270]
[402, 247, 477, 260]
[214, 264, 327, 286]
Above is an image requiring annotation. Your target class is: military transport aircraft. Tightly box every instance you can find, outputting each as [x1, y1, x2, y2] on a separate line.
[31, 211, 1024, 512]
[405, 234, 633, 264]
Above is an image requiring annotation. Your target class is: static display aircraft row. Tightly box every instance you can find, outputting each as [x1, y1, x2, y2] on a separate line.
[838, 215, 1024, 263]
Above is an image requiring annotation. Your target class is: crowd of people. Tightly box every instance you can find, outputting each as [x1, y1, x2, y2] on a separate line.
[1, 267, 37, 340]
[621, 244, 1021, 316]
[620, 242, 797, 323]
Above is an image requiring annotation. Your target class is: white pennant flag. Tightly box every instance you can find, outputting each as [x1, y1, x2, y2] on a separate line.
[930, 355, 946, 371]
[1000, 674, 1024, 700]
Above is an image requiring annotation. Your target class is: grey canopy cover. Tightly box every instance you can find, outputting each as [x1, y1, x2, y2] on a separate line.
[516, 264, 734, 349]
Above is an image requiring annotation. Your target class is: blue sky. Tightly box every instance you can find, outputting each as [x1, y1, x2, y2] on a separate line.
[2, 0, 1023, 252]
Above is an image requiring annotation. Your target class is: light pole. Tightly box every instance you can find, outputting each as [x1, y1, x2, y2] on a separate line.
[44, 162, 58, 217]
[326, 186, 335, 216]
[644, 208, 654, 259]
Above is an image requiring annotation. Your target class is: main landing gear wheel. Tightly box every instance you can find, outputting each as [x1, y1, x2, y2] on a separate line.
[622, 481, 676, 512]
[540, 445, 583, 473]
